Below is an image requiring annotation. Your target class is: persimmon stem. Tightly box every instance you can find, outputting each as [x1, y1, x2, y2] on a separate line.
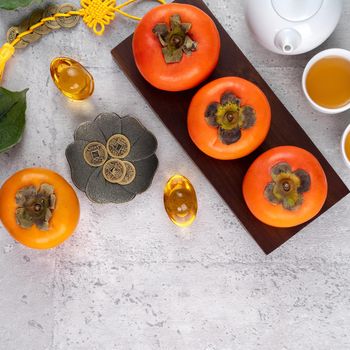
[282, 181, 291, 192]
[15, 184, 56, 231]
[153, 14, 197, 64]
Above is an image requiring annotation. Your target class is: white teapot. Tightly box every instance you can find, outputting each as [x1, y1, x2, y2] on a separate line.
[244, 0, 343, 55]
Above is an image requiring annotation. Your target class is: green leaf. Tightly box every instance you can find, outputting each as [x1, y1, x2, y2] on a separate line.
[0, 87, 28, 153]
[0, 0, 40, 10]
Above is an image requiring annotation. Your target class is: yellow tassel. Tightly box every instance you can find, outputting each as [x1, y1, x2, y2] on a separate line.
[0, 43, 15, 83]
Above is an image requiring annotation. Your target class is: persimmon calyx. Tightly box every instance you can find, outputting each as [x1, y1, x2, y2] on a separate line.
[153, 14, 198, 64]
[264, 162, 311, 210]
[205, 92, 256, 144]
[15, 184, 56, 231]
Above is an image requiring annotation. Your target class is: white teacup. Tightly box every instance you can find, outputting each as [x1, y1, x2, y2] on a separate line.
[341, 123, 350, 169]
[302, 48, 350, 114]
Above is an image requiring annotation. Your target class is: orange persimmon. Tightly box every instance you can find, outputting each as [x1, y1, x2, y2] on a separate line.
[243, 146, 328, 228]
[188, 77, 271, 159]
[0, 168, 80, 249]
[132, 3, 220, 91]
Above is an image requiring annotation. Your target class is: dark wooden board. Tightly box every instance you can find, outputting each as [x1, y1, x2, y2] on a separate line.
[112, 0, 349, 254]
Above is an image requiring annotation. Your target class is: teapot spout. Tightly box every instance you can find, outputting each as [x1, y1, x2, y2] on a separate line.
[274, 28, 302, 54]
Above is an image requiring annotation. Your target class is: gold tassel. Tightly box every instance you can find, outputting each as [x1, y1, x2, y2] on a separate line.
[0, 43, 15, 83]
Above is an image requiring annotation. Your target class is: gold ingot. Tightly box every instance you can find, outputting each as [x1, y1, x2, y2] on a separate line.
[164, 174, 198, 227]
[50, 57, 94, 100]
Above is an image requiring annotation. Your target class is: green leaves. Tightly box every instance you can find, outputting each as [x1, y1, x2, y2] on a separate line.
[0, 0, 39, 10]
[0, 87, 28, 153]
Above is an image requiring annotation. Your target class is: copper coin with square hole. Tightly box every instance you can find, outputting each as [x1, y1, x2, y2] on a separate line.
[43, 5, 61, 30]
[83, 142, 108, 167]
[102, 159, 127, 183]
[7, 26, 19, 43]
[56, 4, 80, 29]
[106, 134, 131, 159]
[18, 17, 30, 33]
[119, 161, 136, 185]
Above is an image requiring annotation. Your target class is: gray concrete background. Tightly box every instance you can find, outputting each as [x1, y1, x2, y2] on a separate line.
[0, 1, 350, 349]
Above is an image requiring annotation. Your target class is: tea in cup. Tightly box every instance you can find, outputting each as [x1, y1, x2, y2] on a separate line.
[302, 49, 350, 114]
[341, 124, 350, 169]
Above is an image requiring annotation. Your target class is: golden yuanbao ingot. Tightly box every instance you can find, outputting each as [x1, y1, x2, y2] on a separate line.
[50, 57, 94, 100]
[164, 174, 198, 227]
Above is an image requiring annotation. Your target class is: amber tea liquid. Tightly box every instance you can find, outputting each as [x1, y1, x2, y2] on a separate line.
[306, 56, 350, 109]
[345, 131, 350, 162]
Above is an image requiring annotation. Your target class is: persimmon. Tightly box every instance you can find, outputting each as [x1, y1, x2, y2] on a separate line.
[243, 146, 328, 228]
[187, 77, 271, 159]
[0, 168, 80, 249]
[132, 3, 220, 91]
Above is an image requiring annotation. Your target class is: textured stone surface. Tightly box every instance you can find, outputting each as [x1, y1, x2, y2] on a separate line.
[0, 1, 350, 349]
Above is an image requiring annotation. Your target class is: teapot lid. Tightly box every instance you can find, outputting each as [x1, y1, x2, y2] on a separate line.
[271, 0, 324, 22]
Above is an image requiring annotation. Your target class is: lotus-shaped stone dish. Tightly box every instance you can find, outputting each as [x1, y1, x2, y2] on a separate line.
[65, 113, 158, 204]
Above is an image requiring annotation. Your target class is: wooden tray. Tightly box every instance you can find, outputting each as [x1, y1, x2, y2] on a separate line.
[112, 0, 349, 254]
